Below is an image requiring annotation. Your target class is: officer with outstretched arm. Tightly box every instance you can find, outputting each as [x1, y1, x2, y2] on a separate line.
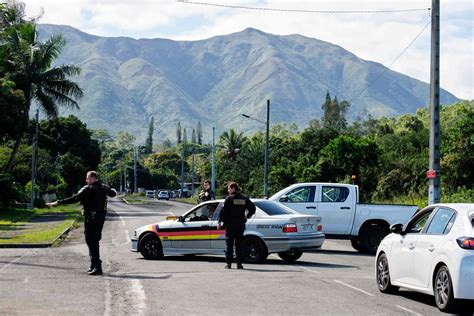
[47, 171, 116, 275]
[217, 181, 255, 269]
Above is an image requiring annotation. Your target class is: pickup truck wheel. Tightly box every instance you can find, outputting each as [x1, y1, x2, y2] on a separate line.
[278, 249, 303, 262]
[139, 233, 163, 260]
[242, 237, 268, 264]
[350, 239, 361, 251]
[359, 224, 389, 254]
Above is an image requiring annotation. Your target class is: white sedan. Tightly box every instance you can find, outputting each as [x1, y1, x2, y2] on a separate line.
[131, 199, 325, 263]
[376, 203, 474, 312]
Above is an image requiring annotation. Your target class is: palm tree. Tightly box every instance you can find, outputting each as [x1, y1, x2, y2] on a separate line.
[219, 129, 246, 160]
[1, 14, 83, 172]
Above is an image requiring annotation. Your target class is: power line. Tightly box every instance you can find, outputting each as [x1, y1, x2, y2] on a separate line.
[348, 19, 432, 104]
[177, 0, 430, 14]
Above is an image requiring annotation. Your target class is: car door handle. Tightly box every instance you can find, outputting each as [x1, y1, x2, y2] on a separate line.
[409, 243, 415, 250]
[306, 206, 317, 209]
[428, 245, 435, 252]
[340, 207, 350, 210]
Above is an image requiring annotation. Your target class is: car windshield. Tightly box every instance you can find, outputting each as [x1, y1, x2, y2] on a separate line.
[254, 201, 294, 216]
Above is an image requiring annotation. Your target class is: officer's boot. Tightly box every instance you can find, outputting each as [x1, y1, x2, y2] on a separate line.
[86, 263, 95, 273]
[236, 262, 244, 270]
[88, 259, 103, 275]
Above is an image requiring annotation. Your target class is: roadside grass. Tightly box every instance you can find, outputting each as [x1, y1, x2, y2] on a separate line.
[0, 205, 81, 244]
[122, 194, 158, 205]
[175, 197, 198, 205]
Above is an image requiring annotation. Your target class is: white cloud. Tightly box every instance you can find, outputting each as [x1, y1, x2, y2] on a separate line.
[23, 0, 473, 99]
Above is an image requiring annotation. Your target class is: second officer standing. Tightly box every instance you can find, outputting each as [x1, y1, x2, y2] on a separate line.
[217, 181, 255, 269]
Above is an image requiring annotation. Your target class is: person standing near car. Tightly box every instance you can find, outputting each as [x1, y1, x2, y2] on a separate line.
[217, 181, 255, 269]
[47, 171, 116, 275]
[198, 180, 215, 203]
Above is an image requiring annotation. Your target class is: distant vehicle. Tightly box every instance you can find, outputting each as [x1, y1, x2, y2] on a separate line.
[145, 190, 155, 198]
[376, 203, 474, 312]
[270, 183, 418, 253]
[157, 191, 170, 200]
[131, 199, 325, 263]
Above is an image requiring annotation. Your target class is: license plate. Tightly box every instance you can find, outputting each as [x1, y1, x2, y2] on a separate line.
[301, 223, 315, 231]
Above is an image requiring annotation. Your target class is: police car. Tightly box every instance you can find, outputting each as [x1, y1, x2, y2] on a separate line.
[131, 199, 325, 263]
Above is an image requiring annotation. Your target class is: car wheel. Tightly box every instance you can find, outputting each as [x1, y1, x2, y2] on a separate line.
[359, 224, 389, 254]
[350, 238, 361, 251]
[434, 265, 457, 312]
[376, 253, 399, 293]
[242, 236, 268, 264]
[139, 233, 163, 260]
[278, 249, 303, 262]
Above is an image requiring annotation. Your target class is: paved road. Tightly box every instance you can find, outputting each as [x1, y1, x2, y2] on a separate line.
[1, 198, 472, 315]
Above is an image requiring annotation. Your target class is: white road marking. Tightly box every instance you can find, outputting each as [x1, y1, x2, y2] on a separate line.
[119, 215, 126, 226]
[0, 256, 22, 272]
[395, 305, 422, 315]
[333, 280, 374, 296]
[23, 277, 29, 283]
[298, 265, 320, 274]
[103, 279, 112, 316]
[124, 230, 131, 243]
[130, 279, 146, 315]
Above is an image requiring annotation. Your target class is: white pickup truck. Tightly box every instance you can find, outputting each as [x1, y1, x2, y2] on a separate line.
[269, 183, 418, 253]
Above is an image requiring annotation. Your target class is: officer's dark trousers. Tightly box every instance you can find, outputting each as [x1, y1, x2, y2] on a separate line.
[225, 223, 245, 265]
[84, 217, 105, 268]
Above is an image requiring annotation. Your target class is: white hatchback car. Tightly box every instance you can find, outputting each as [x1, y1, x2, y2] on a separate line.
[376, 203, 474, 312]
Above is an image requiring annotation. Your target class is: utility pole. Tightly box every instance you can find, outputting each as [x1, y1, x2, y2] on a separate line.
[30, 109, 39, 209]
[191, 153, 195, 196]
[264, 99, 270, 199]
[180, 143, 185, 196]
[211, 127, 216, 192]
[428, 0, 440, 205]
[133, 146, 138, 193]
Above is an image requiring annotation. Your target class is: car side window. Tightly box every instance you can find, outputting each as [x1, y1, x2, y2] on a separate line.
[321, 186, 349, 203]
[425, 208, 456, 235]
[285, 186, 315, 203]
[406, 211, 432, 234]
[185, 204, 215, 222]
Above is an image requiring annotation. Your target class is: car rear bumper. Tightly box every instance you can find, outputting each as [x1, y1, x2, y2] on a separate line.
[263, 234, 325, 252]
[453, 254, 474, 299]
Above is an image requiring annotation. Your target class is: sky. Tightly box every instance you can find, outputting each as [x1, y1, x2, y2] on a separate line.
[23, 0, 473, 100]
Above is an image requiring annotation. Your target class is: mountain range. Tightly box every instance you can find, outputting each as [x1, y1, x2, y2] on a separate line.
[37, 24, 458, 142]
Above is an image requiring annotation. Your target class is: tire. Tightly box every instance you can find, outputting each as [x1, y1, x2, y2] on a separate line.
[376, 253, 399, 294]
[139, 233, 163, 260]
[351, 238, 361, 251]
[359, 224, 389, 254]
[434, 265, 457, 312]
[242, 236, 268, 264]
[278, 249, 303, 262]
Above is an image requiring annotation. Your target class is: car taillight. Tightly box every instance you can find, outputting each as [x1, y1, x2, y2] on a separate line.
[457, 237, 474, 249]
[317, 224, 322, 232]
[283, 223, 297, 233]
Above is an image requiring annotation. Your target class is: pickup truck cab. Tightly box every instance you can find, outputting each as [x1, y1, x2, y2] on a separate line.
[269, 183, 418, 253]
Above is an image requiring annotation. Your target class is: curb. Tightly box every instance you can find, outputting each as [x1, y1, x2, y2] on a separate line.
[0, 215, 81, 249]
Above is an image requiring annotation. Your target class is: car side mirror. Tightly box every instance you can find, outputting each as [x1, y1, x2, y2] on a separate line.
[178, 216, 185, 223]
[279, 195, 289, 202]
[390, 223, 404, 235]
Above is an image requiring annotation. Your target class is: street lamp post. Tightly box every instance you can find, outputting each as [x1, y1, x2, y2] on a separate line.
[241, 99, 270, 198]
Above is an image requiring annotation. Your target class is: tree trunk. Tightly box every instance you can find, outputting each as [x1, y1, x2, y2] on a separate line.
[5, 134, 23, 173]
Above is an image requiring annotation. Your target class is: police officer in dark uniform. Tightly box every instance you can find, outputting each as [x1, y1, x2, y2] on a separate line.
[198, 180, 215, 203]
[217, 181, 255, 269]
[47, 171, 116, 275]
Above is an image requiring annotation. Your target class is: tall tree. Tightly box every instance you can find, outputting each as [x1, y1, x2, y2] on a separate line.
[1, 4, 83, 172]
[145, 116, 154, 154]
[176, 121, 182, 144]
[321, 92, 349, 132]
[219, 129, 246, 160]
[183, 128, 187, 144]
[191, 128, 196, 144]
[197, 121, 203, 145]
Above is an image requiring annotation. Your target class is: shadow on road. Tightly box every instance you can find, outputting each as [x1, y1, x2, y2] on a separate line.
[310, 249, 374, 258]
[0, 260, 74, 270]
[105, 273, 173, 280]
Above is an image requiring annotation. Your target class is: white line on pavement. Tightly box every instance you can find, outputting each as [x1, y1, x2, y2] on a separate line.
[104, 279, 112, 316]
[0, 256, 22, 272]
[124, 230, 131, 243]
[298, 265, 320, 274]
[333, 280, 374, 296]
[395, 305, 422, 315]
[130, 279, 146, 315]
[119, 215, 126, 226]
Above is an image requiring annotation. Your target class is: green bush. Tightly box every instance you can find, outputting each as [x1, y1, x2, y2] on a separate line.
[443, 187, 474, 203]
[0, 173, 26, 209]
